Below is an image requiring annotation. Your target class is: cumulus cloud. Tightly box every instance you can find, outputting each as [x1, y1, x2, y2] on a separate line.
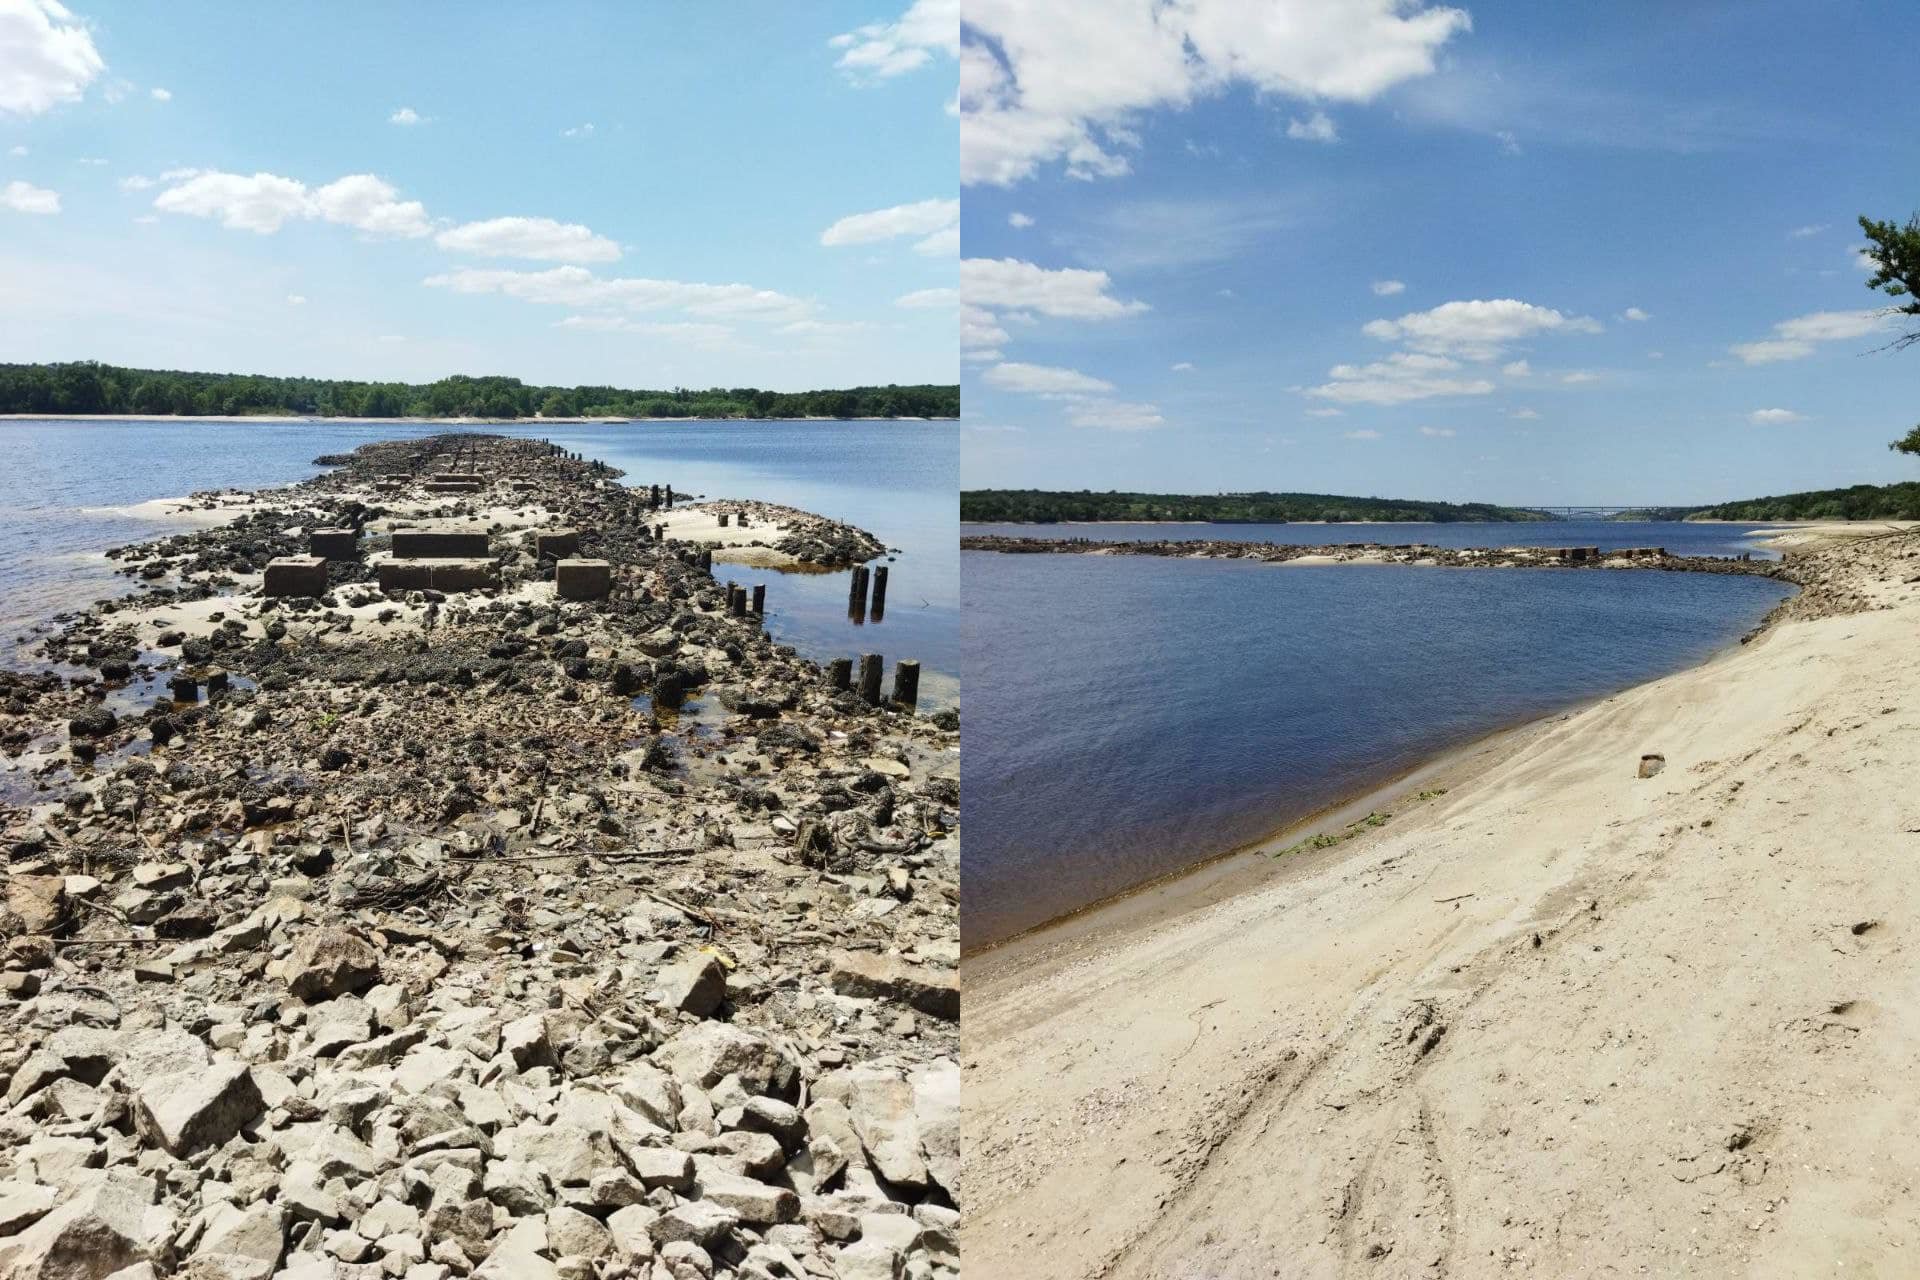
[1286, 110, 1339, 143]
[0, 178, 58, 213]
[153, 170, 430, 237]
[960, 0, 1469, 185]
[423, 265, 811, 323]
[1620, 306, 1650, 321]
[1748, 407, 1804, 424]
[1561, 370, 1600, 384]
[980, 361, 1115, 394]
[1501, 359, 1530, 377]
[1306, 351, 1496, 406]
[1371, 279, 1405, 296]
[1788, 223, 1827, 238]
[149, 86, 170, 102]
[389, 106, 423, 125]
[820, 197, 958, 248]
[1067, 399, 1163, 430]
[895, 287, 958, 308]
[830, 0, 958, 82]
[961, 257, 1146, 319]
[960, 303, 1009, 359]
[1419, 425, 1455, 437]
[1008, 211, 1035, 228]
[1171, 360, 1193, 371]
[435, 216, 621, 263]
[1362, 298, 1602, 360]
[0, 0, 104, 116]
[1729, 309, 1892, 364]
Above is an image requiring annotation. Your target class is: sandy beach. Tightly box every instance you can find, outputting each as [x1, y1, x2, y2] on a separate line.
[962, 522, 1920, 1278]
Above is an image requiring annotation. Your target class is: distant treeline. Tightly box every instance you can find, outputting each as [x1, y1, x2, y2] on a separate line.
[1688, 482, 1920, 522]
[960, 489, 1550, 524]
[0, 362, 959, 421]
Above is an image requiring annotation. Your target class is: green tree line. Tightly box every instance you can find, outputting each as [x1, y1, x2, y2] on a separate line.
[0, 362, 958, 421]
[1688, 483, 1920, 522]
[960, 489, 1550, 524]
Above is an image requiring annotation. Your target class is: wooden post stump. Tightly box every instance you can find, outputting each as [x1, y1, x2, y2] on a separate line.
[858, 653, 883, 705]
[891, 659, 920, 710]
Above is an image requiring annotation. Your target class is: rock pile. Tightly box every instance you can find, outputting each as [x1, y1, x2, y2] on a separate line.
[0, 435, 957, 1279]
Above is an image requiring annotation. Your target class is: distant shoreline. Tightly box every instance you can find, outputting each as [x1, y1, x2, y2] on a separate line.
[1, 414, 957, 424]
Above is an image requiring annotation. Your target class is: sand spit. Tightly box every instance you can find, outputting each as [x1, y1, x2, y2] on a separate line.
[961, 534, 1782, 578]
[963, 525, 1920, 1278]
[0, 434, 958, 1279]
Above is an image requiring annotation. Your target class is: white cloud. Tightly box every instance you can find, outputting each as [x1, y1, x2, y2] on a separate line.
[1788, 223, 1827, 238]
[1419, 425, 1455, 437]
[286, 293, 306, 305]
[1749, 407, 1803, 424]
[153, 170, 430, 237]
[1620, 306, 1650, 321]
[1362, 298, 1602, 360]
[149, 86, 170, 102]
[0, 178, 58, 213]
[960, 303, 1009, 358]
[1370, 279, 1405, 296]
[914, 225, 960, 256]
[0, 0, 104, 116]
[1286, 110, 1339, 143]
[423, 265, 811, 322]
[960, 0, 1469, 185]
[1008, 211, 1035, 228]
[1306, 351, 1496, 405]
[820, 197, 958, 247]
[961, 257, 1147, 319]
[1510, 407, 1540, 420]
[7, 144, 24, 157]
[981, 361, 1115, 394]
[1501, 359, 1530, 377]
[1068, 399, 1163, 430]
[389, 106, 423, 126]
[1561, 370, 1600, 384]
[116, 174, 152, 191]
[1344, 428, 1382, 440]
[830, 0, 958, 82]
[1730, 309, 1892, 364]
[896, 286, 958, 308]
[1170, 360, 1193, 371]
[562, 122, 594, 138]
[1852, 246, 1877, 273]
[436, 216, 621, 264]
[1304, 406, 1343, 417]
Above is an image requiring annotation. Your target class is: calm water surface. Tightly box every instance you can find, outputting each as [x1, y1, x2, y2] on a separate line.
[0, 419, 956, 704]
[963, 551, 1792, 949]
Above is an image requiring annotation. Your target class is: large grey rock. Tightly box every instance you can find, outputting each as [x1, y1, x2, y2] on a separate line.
[0, 1169, 161, 1280]
[284, 928, 381, 1002]
[647, 1200, 737, 1247]
[829, 951, 958, 1021]
[654, 955, 726, 1018]
[652, 1024, 790, 1094]
[134, 1060, 264, 1155]
[845, 1066, 926, 1189]
[911, 1059, 960, 1197]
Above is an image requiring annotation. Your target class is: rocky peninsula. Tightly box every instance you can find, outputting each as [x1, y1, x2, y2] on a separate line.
[0, 435, 958, 1280]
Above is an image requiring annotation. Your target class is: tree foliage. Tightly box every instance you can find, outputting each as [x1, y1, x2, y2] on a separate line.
[1860, 211, 1920, 350]
[960, 489, 1549, 524]
[1689, 482, 1920, 522]
[0, 362, 959, 421]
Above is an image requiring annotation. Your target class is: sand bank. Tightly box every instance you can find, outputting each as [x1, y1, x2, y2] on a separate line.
[963, 525, 1920, 1278]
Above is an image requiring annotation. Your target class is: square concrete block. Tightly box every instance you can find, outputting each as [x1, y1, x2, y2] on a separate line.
[390, 526, 491, 559]
[556, 558, 612, 601]
[263, 556, 327, 598]
[535, 529, 580, 559]
[429, 472, 484, 485]
[308, 528, 359, 559]
[430, 558, 501, 592]
[374, 561, 434, 593]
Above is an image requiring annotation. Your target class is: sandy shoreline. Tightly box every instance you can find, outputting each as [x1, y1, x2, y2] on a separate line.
[963, 521, 1920, 1277]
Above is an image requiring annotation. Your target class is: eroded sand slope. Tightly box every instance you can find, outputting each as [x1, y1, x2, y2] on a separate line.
[964, 526, 1920, 1279]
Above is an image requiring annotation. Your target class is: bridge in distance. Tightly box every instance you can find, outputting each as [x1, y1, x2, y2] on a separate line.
[1527, 505, 1697, 520]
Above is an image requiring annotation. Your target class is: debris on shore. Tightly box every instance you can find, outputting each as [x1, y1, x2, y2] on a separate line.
[0, 435, 958, 1279]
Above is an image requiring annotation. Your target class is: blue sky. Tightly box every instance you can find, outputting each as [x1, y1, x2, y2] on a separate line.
[959, 0, 1920, 505]
[0, 1, 957, 392]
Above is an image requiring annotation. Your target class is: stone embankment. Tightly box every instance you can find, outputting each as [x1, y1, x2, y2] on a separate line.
[0, 435, 957, 1280]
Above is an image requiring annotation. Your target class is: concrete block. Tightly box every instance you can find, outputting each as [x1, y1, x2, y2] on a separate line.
[263, 556, 327, 598]
[429, 473, 484, 486]
[535, 530, 580, 559]
[424, 481, 480, 496]
[556, 559, 612, 601]
[309, 528, 359, 559]
[431, 558, 501, 592]
[391, 526, 491, 559]
[374, 561, 434, 593]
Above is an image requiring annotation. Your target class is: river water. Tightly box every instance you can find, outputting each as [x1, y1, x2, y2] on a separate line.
[0, 418, 957, 705]
[961, 540, 1792, 949]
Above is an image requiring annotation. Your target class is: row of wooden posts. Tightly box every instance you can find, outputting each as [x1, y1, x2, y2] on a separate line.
[827, 654, 919, 709]
[848, 563, 888, 622]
